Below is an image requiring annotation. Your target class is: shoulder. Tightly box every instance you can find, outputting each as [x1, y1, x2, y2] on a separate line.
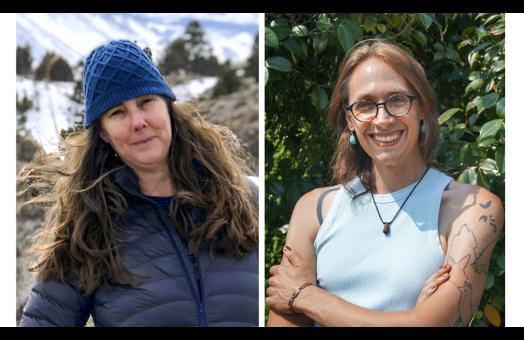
[443, 181, 504, 241]
[443, 181, 503, 216]
[288, 185, 341, 239]
[293, 185, 340, 215]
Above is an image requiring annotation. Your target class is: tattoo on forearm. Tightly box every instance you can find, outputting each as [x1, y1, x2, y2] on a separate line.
[471, 237, 498, 275]
[448, 280, 473, 327]
[445, 220, 498, 326]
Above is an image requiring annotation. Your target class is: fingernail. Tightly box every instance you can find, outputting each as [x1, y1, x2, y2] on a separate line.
[442, 273, 449, 278]
[430, 284, 437, 289]
[283, 245, 291, 252]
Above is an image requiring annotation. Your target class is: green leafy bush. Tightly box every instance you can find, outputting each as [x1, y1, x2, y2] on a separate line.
[265, 13, 504, 327]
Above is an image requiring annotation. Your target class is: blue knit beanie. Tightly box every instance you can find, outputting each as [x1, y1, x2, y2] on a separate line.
[83, 40, 176, 128]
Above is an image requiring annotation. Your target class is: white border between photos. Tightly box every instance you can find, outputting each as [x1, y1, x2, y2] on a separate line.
[0, 13, 16, 327]
[504, 13, 522, 327]
[258, 12, 265, 327]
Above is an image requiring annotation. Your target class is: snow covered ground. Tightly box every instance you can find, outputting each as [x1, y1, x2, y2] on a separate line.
[17, 76, 218, 153]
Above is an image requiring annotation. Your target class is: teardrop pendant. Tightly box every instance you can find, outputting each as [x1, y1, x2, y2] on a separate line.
[383, 223, 390, 235]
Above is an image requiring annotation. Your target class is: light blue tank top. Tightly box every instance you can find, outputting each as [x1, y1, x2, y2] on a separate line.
[314, 167, 453, 312]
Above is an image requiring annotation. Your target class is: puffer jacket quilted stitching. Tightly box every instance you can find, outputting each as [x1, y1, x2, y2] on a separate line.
[19, 166, 259, 327]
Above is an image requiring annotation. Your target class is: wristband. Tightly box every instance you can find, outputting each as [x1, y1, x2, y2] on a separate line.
[288, 282, 313, 312]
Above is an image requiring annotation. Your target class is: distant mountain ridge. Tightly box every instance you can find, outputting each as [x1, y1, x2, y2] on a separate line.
[17, 13, 258, 68]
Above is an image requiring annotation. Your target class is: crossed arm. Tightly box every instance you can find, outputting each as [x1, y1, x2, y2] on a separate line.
[266, 185, 504, 326]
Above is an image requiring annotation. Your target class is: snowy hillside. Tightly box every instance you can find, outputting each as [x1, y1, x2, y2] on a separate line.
[16, 13, 258, 67]
[17, 76, 218, 153]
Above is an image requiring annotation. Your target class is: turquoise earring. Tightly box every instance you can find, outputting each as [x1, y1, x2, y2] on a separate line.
[349, 132, 357, 145]
[420, 120, 426, 134]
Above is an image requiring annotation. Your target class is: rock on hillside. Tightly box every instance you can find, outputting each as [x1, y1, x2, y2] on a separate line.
[195, 78, 259, 174]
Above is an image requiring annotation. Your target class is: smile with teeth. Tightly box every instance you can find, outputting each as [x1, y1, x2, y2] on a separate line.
[370, 131, 402, 143]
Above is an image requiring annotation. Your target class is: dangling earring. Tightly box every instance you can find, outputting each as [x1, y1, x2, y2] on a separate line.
[349, 131, 357, 145]
[420, 120, 426, 134]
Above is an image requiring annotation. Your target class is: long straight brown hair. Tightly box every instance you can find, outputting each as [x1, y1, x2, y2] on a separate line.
[18, 100, 258, 295]
[326, 39, 438, 189]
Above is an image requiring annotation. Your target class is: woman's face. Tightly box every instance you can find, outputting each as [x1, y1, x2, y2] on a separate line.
[100, 95, 172, 172]
[346, 57, 423, 167]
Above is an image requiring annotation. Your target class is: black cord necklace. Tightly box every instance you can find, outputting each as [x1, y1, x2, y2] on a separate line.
[371, 167, 430, 235]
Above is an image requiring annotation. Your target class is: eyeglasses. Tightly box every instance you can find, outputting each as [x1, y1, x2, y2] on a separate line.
[344, 94, 417, 122]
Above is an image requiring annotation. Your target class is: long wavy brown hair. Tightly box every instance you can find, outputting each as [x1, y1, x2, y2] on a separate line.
[17, 100, 258, 295]
[326, 39, 438, 190]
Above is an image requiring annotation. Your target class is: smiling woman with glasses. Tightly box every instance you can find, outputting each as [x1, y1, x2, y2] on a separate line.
[266, 39, 504, 327]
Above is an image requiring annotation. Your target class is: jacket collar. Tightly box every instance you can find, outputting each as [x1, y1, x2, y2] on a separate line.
[111, 165, 143, 197]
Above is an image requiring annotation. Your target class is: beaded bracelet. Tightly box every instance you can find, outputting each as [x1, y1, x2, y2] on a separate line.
[288, 282, 313, 312]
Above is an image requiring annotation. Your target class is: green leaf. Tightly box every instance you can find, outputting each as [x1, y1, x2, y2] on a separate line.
[468, 71, 481, 81]
[270, 19, 291, 40]
[343, 19, 363, 41]
[476, 25, 489, 40]
[485, 78, 495, 93]
[478, 137, 497, 147]
[419, 13, 433, 30]
[495, 147, 505, 174]
[479, 158, 499, 175]
[486, 272, 495, 290]
[497, 253, 504, 271]
[264, 66, 269, 86]
[468, 50, 478, 67]
[266, 56, 293, 73]
[466, 96, 481, 113]
[377, 23, 387, 33]
[438, 108, 461, 125]
[446, 49, 461, 63]
[363, 16, 377, 32]
[337, 24, 354, 52]
[283, 37, 307, 60]
[465, 79, 484, 94]
[458, 168, 477, 185]
[484, 14, 502, 26]
[492, 60, 505, 73]
[291, 25, 309, 37]
[265, 27, 279, 49]
[310, 86, 328, 111]
[316, 13, 332, 32]
[313, 33, 328, 54]
[496, 97, 505, 117]
[433, 42, 445, 52]
[468, 113, 479, 127]
[479, 119, 503, 140]
[413, 30, 427, 48]
[477, 93, 499, 113]
[477, 170, 491, 191]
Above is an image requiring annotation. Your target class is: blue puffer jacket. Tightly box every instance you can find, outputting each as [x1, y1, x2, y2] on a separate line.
[19, 166, 259, 327]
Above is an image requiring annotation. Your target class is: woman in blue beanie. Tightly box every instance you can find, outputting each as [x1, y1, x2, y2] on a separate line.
[18, 40, 259, 327]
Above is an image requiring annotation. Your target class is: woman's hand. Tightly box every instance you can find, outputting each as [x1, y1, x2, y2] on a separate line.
[266, 246, 316, 315]
[416, 264, 452, 304]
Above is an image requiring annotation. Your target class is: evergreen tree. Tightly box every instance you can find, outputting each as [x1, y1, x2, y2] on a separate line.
[244, 34, 258, 80]
[16, 45, 33, 76]
[35, 52, 74, 81]
[212, 60, 241, 98]
[159, 20, 222, 76]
